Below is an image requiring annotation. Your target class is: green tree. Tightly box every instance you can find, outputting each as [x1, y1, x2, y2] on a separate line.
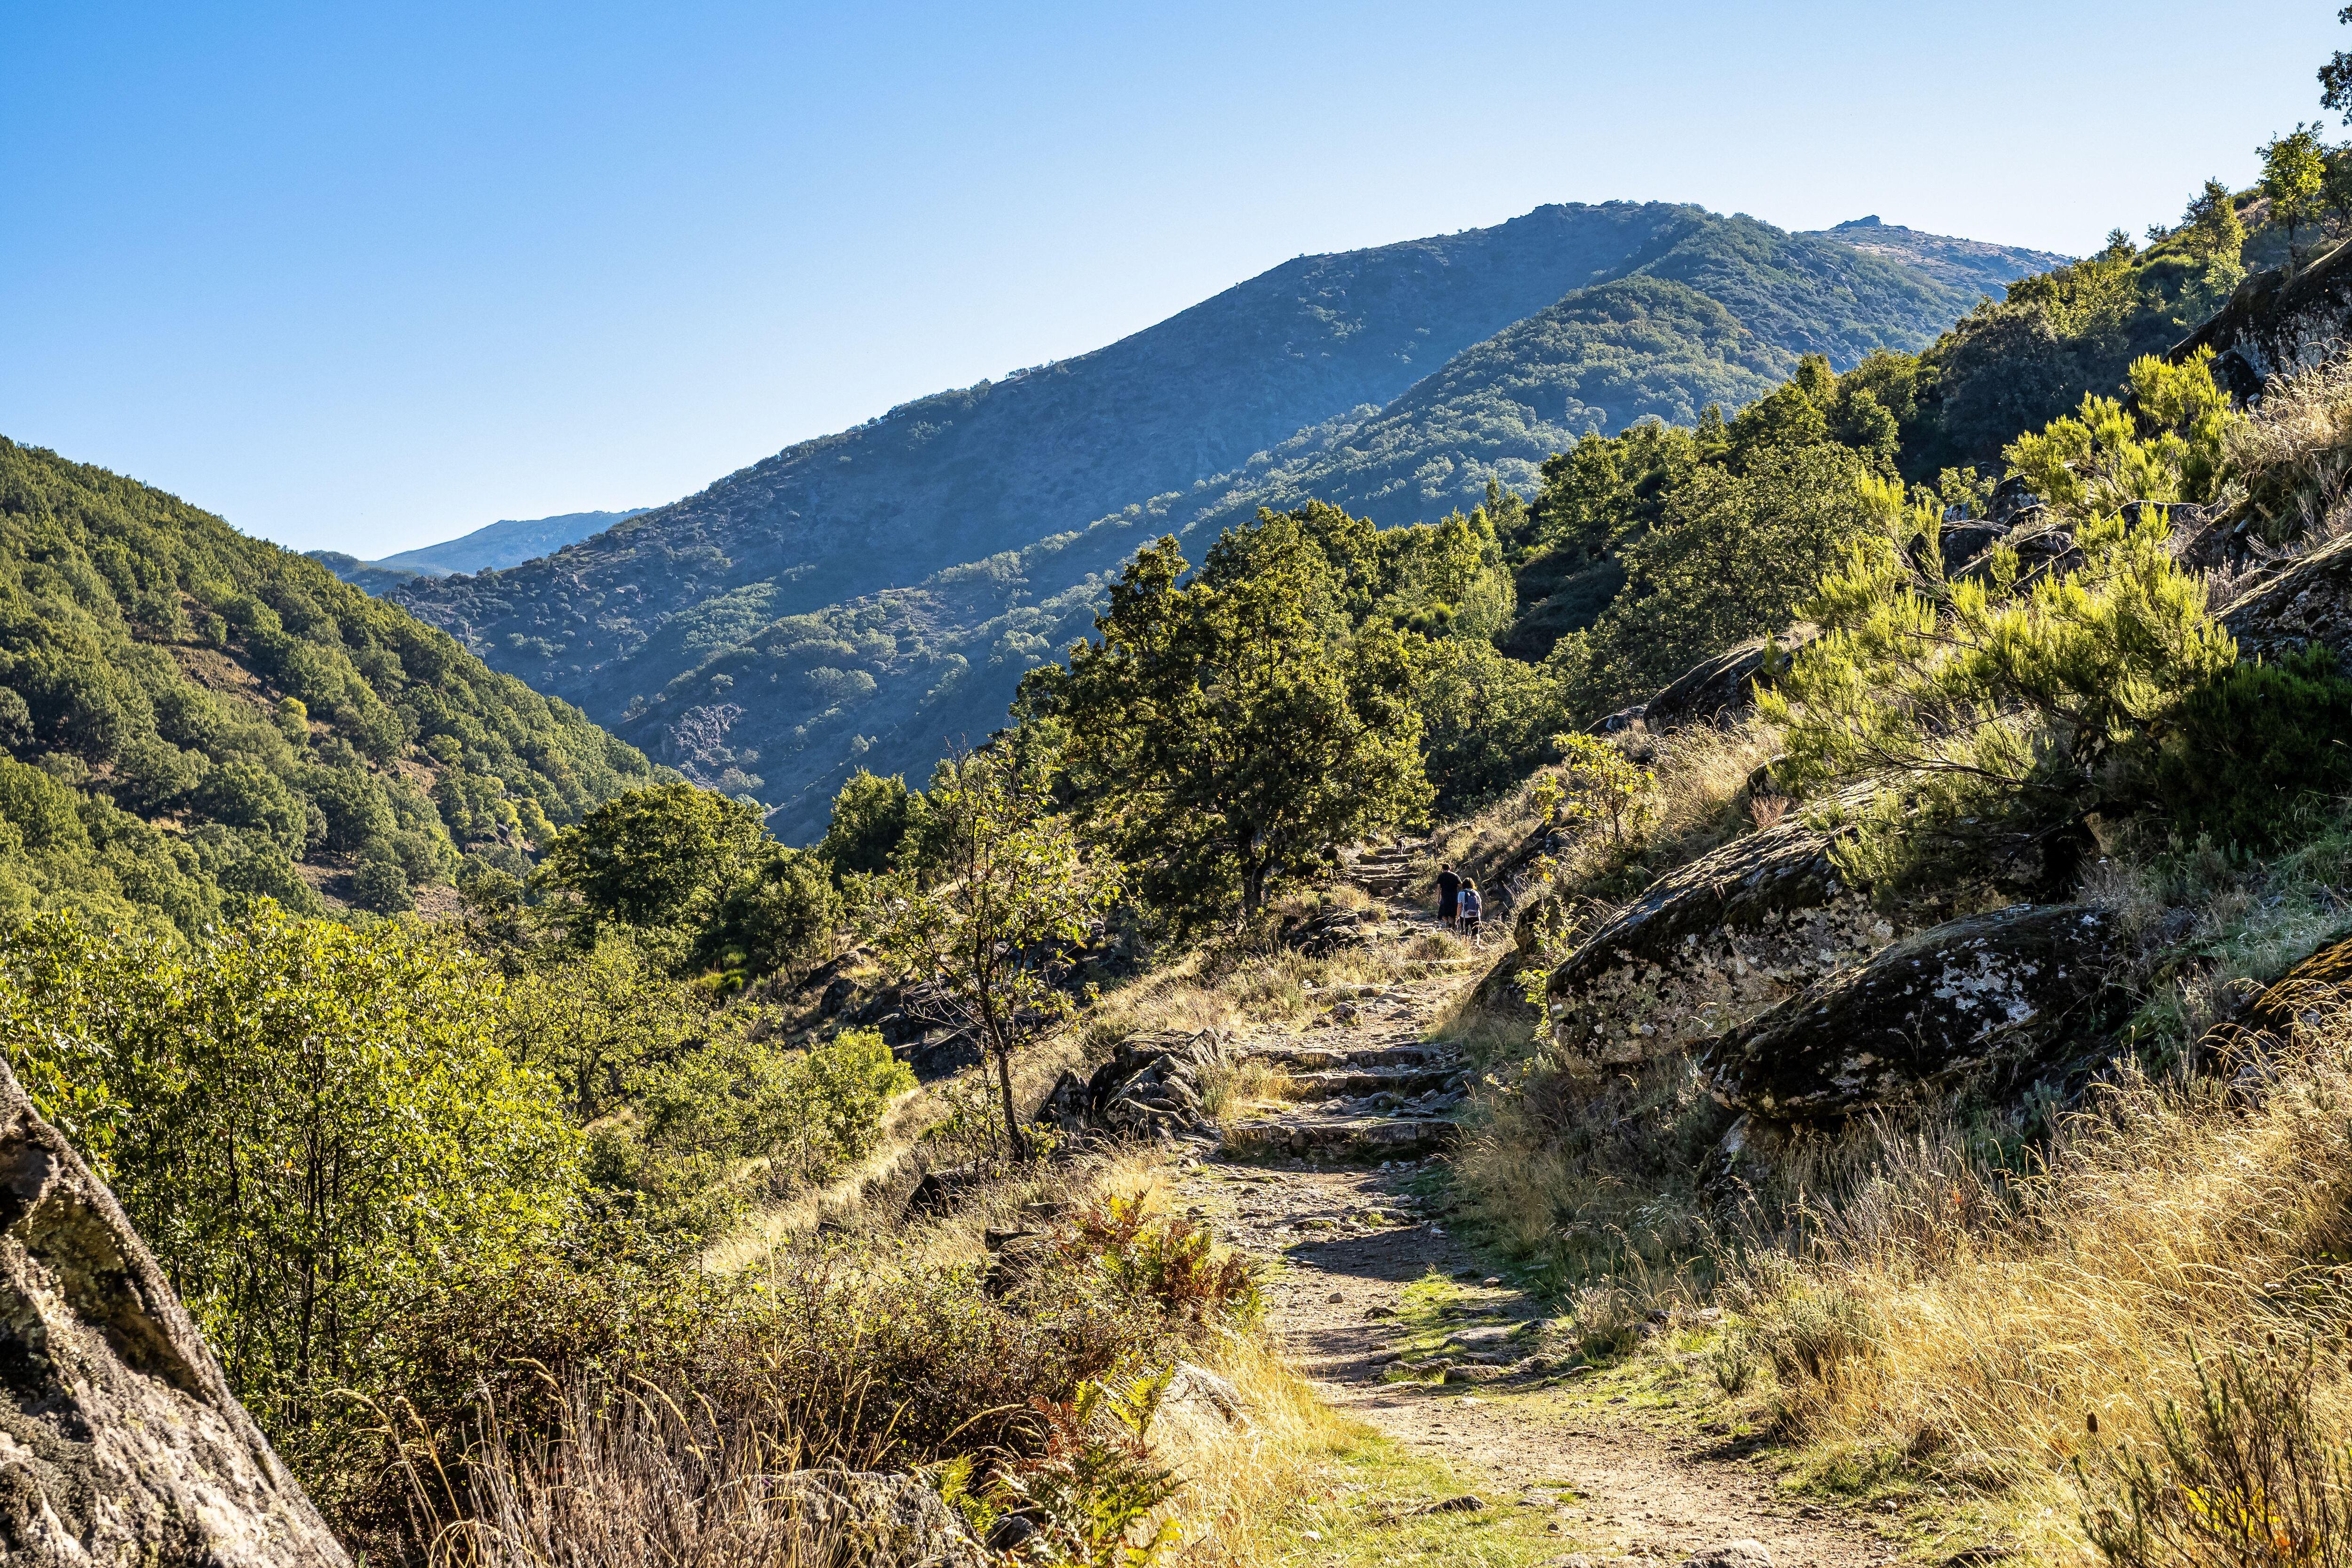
[0, 905, 579, 1433]
[1557, 441, 1878, 718]
[864, 748, 1116, 1161]
[496, 930, 712, 1120]
[819, 768, 927, 879]
[2183, 179, 2248, 261]
[2260, 124, 2329, 252]
[1549, 732, 1659, 845]
[1762, 465, 2235, 811]
[2319, 5, 2352, 123]
[696, 844, 841, 982]
[539, 780, 768, 932]
[1030, 520, 1430, 924]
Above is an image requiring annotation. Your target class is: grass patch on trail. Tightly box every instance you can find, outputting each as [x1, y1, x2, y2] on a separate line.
[1239, 1422, 1592, 1568]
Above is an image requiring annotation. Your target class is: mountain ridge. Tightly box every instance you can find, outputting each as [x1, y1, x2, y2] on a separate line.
[389, 201, 2066, 838]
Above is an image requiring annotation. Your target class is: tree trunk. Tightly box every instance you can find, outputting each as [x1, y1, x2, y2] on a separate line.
[993, 1040, 1031, 1163]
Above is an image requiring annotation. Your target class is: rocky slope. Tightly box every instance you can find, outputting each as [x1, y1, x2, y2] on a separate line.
[389, 204, 2063, 839]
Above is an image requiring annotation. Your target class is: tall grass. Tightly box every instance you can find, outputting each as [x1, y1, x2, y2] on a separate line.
[1730, 996, 2352, 1545]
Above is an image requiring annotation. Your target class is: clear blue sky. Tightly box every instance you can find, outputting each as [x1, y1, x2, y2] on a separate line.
[1, 1, 2336, 558]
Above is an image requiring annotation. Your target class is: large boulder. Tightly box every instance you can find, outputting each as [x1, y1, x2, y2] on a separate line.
[1642, 626, 1817, 734]
[2174, 243, 2352, 403]
[0, 1060, 349, 1565]
[2219, 530, 2352, 666]
[1698, 903, 2120, 1119]
[1543, 806, 1899, 1074]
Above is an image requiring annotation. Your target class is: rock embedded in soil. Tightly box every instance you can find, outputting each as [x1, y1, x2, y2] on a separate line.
[1543, 803, 1900, 1075]
[0, 1058, 350, 1567]
[1699, 903, 2121, 1119]
[1642, 627, 1817, 734]
[1681, 1541, 1773, 1568]
[2220, 530, 2352, 667]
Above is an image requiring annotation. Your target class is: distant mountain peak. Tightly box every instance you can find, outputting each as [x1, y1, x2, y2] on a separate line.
[391, 199, 2069, 839]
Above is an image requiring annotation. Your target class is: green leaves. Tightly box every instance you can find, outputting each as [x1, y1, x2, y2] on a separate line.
[863, 746, 1117, 1159]
[1762, 360, 2241, 832]
[539, 780, 770, 932]
[0, 904, 580, 1434]
[1044, 517, 1431, 927]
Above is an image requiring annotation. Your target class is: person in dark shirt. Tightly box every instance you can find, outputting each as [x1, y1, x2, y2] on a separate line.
[1436, 865, 1461, 926]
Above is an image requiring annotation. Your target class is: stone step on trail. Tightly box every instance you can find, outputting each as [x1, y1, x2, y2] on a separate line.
[1286, 1064, 1465, 1099]
[1240, 1041, 1453, 1073]
[1223, 1111, 1464, 1161]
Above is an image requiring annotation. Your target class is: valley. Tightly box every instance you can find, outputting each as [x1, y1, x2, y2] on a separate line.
[18, 43, 2352, 1568]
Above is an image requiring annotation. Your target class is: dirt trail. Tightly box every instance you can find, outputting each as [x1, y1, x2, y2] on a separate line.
[1168, 859, 1894, 1568]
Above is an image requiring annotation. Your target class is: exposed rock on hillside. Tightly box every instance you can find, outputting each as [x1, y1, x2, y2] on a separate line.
[1541, 809, 1901, 1075]
[1698, 903, 2119, 1119]
[0, 1060, 348, 1566]
[2219, 530, 2352, 663]
[1038, 1029, 1231, 1145]
[1642, 626, 1815, 734]
[2176, 241, 2352, 401]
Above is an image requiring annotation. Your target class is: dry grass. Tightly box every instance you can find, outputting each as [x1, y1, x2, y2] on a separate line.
[1729, 1003, 2352, 1550]
[2228, 354, 2352, 543]
[1199, 1057, 1300, 1121]
[410, 1383, 850, 1568]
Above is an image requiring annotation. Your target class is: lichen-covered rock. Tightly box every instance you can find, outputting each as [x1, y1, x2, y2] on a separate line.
[1643, 625, 1816, 734]
[771, 1471, 988, 1568]
[0, 1059, 349, 1566]
[1698, 903, 2120, 1118]
[1547, 895, 1899, 1076]
[1541, 809, 1904, 1074]
[2220, 530, 2352, 666]
[1549, 810, 1855, 998]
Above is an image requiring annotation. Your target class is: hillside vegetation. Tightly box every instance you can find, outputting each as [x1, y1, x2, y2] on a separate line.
[37, 83, 2352, 1568]
[389, 204, 2062, 838]
[0, 438, 653, 931]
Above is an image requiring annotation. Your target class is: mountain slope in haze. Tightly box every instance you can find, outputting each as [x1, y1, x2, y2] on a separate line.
[393, 202, 1733, 682]
[0, 438, 653, 933]
[308, 509, 650, 599]
[376, 509, 649, 575]
[391, 203, 2066, 839]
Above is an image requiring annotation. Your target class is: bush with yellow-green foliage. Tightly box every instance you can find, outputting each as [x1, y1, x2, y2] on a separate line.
[0, 904, 579, 1440]
[1760, 354, 2247, 879]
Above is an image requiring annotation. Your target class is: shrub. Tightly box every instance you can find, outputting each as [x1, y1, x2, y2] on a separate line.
[0, 905, 580, 1438]
[2153, 647, 2352, 850]
[2077, 1339, 2352, 1568]
[353, 852, 414, 912]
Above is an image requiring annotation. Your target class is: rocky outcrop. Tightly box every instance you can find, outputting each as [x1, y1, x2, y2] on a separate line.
[0, 1059, 349, 1566]
[1642, 626, 1816, 734]
[2174, 242, 2352, 402]
[1698, 903, 2120, 1119]
[1038, 1030, 1230, 1145]
[2219, 530, 2352, 665]
[1542, 807, 1904, 1074]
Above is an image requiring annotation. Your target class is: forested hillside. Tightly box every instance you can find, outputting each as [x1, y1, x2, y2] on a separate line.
[0, 438, 654, 932]
[391, 204, 2060, 838]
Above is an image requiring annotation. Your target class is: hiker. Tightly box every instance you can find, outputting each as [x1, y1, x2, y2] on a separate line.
[1458, 878, 1483, 940]
[1436, 864, 1461, 927]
